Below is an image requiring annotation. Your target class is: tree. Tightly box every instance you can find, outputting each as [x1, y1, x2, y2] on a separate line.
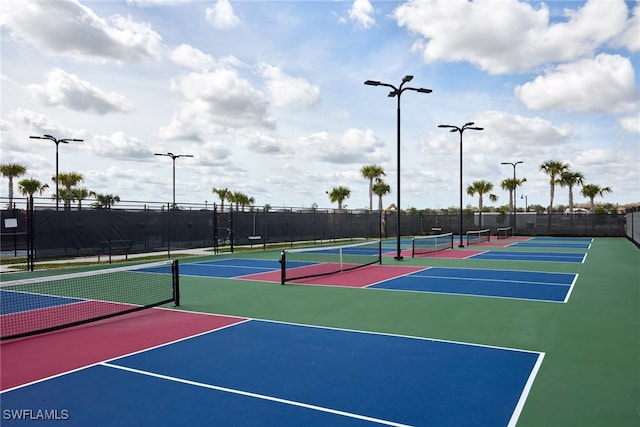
[0, 163, 27, 208]
[328, 186, 351, 211]
[361, 164, 385, 211]
[581, 184, 612, 212]
[539, 160, 569, 212]
[54, 172, 83, 210]
[18, 178, 49, 198]
[500, 177, 527, 215]
[212, 187, 231, 212]
[71, 188, 96, 211]
[372, 178, 391, 212]
[92, 193, 120, 209]
[467, 180, 497, 228]
[559, 170, 585, 214]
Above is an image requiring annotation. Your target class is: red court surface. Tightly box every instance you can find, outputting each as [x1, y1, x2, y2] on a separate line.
[0, 308, 245, 390]
[240, 264, 425, 287]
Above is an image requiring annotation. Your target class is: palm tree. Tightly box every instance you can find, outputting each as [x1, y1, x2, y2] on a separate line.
[0, 163, 27, 208]
[372, 178, 391, 212]
[92, 193, 120, 209]
[54, 171, 83, 210]
[71, 188, 96, 211]
[361, 164, 385, 211]
[581, 184, 612, 212]
[539, 160, 569, 213]
[328, 186, 351, 211]
[500, 177, 527, 216]
[212, 187, 231, 212]
[559, 170, 585, 214]
[467, 180, 498, 228]
[18, 178, 49, 198]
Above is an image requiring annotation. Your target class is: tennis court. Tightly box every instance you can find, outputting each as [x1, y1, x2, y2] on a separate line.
[1, 315, 543, 427]
[1, 236, 638, 427]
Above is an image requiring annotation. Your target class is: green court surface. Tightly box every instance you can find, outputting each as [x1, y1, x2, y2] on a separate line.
[171, 237, 639, 427]
[3, 237, 638, 426]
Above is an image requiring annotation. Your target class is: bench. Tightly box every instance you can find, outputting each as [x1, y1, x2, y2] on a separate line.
[96, 240, 134, 261]
[247, 235, 262, 247]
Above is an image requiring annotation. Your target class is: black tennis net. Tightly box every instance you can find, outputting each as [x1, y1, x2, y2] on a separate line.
[466, 229, 491, 246]
[0, 259, 179, 341]
[412, 233, 454, 257]
[280, 240, 382, 284]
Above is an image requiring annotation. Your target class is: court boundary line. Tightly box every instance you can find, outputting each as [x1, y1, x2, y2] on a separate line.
[467, 251, 588, 264]
[507, 352, 545, 427]
[101, 362, 412, 427]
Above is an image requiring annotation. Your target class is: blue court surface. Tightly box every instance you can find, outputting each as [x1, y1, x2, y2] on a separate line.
[370, 267, 577, 302]
[1, 319, 544, 427]
[468, 251, 587, 263]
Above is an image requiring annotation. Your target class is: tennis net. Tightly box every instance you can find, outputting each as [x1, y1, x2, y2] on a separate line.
[280, 240, 381, 284]
[412, 233, 454, 257]
[0, 259, 179, 341]
[496, 227, 513, 239]
[466, 229, 491, 246]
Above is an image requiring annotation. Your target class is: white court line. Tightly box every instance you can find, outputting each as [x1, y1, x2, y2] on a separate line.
[101, 362, 412, 427]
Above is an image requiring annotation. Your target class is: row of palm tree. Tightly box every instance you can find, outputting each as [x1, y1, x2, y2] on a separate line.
[2, 160, 614, 213]
[0, 162, 118, 209]
[539, 160, 612, 213]
[211, 187, 255, 212]
[329, 161, 613, 215]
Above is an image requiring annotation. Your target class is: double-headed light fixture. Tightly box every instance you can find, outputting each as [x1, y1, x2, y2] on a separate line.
[155, 152, 194, 209]
[437, 122, 483, 247]
[364, 75, 432, 260]
[30, 134, 83, 211]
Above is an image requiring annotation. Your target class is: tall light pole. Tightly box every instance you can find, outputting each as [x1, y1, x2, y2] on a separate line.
[155, 152, 194, 208]
[30, 134, 83, 211]
[438, 122, 483, 247]
[501, 161, 523, 233]
[365, 75, 432, 260]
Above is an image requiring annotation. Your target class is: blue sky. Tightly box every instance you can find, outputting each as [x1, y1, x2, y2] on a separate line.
[1, 0, 638, 211]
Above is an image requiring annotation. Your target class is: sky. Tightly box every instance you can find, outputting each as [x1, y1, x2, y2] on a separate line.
[1, 0, 639, 212]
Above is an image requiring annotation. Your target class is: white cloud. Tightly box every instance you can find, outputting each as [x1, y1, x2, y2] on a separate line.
[159, 69, 274, 140]
[349, 0, 375, 29]
[27, 69, 134, 115]
[260, 64, 321, 109]
[515, 54, 639, 114]
[89, 132, 153, 159]
[0, 0, 164, 63]
[619, 114, 640, 134]
[394, 0, 630, 74]
[205, 0, 240, 30]
[611, 1, 640, 52]
[297, 128, 387, 164]
[169, 44, 214, 70]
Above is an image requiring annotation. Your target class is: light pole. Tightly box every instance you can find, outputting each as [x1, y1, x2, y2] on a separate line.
[30, 134, 83, 211]
[365, 75, 432, 260]
[501, 161, 523, 232]
[438, 122, 483, 247]
[155, 152, 194, 208]
[521, 194, 528, 212]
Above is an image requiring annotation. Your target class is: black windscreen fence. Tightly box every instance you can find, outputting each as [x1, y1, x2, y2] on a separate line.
[0, 198, 629, 265]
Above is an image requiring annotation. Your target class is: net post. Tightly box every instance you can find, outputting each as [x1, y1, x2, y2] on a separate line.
[279, 249, 286, 285]
[411, 237, 415, 258]
[378, 239, 382, 264]
[172, 259, 180, 306]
